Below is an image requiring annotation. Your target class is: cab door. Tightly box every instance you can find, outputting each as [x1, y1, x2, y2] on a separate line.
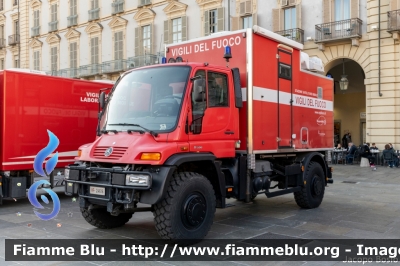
[188, 68, 238, 157]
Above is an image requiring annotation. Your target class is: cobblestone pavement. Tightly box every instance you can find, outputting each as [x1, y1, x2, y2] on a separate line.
[1, 163, 400, 266]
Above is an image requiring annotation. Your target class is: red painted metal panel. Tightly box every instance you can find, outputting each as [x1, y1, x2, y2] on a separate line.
[0, 70, 113, 171]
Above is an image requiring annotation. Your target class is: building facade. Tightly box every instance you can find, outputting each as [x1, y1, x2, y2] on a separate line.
[1, 0, 398, 149]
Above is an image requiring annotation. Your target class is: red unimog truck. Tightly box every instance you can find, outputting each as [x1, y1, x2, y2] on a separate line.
[64, 26, 334, 241]
[0, 69, 113, 204]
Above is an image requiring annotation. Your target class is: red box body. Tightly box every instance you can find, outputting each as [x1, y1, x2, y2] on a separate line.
[166, 28, 333, 154]
[0, 70, 113, 171]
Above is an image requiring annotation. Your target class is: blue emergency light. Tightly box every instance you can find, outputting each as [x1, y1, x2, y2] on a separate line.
[161, 57, 167, 64]
[224, 46, 232, 62]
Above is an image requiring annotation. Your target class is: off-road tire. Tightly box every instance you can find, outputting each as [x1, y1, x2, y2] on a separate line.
[294, 161, 325, 209]
[80, 206, 133, 229]
[153, 172, 216, 243]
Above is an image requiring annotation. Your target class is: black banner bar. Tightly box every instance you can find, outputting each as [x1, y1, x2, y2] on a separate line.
[5, 239, 400, 261]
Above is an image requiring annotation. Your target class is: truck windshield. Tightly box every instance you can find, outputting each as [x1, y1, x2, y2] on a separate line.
[100, 66, 190, 133]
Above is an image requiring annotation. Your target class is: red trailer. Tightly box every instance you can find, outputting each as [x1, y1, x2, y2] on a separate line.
[65, 26, 334, 242]
[0, 70, 113, 204]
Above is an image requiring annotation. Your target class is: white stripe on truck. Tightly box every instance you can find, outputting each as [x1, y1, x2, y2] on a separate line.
[241, 87, 333, 112]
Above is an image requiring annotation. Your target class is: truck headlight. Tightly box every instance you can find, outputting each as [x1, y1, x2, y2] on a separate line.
[125, 174, 151, 187]
[64, 168, 70, 179]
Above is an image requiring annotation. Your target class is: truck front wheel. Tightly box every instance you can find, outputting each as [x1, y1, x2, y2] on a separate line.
[80, 206, 133, 229]
[294, 161, 325, 209]
[153, 172, 216, 242]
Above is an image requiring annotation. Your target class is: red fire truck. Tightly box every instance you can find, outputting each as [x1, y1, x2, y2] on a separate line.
[65, 26, 334, 242]
[0, 69, 113, 204]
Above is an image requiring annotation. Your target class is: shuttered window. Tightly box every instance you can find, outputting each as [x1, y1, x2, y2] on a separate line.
[51, 4, 57, 22]
[204, 8, 224, 36]
[33, 51, 40, 70]
[243, 16, 252, 29]
[335, 0, 350, 21]
[70, 42, 77, 69]
[142, 25, 151, 53]
[164, 16, 187, 44]
[114, 31, 123, 60]
[70, 0, 77, 16]
[284, 7, 296, 30]
[14, 20, 19, 34]
[51, 46, 57, 71]
[91, 0, 99, 9]
[91, 37, 99, 64]
[172, 17, 182, 43]
[33, 10, 39, 27]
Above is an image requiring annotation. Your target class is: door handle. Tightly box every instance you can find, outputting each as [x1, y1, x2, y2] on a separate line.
[225, 131, 234, 135]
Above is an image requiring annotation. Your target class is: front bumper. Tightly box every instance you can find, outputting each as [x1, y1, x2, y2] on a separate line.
[64, 164, 175, 205]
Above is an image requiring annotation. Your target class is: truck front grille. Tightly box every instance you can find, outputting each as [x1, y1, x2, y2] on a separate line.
[93, 146, 127, 160]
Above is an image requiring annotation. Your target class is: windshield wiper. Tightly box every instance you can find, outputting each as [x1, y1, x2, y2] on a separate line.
[101, 129, 118, 134]
[108, 123, 159, 137]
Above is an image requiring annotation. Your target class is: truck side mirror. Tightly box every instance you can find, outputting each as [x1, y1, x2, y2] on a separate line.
[99, 91, 106, 109]
[192, 79, 206, 103]
[232, 68, 243, 108]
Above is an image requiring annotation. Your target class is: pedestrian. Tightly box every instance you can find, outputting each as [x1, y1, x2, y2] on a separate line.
[382, 144, 399, 168]
[360, 143, 375, 167]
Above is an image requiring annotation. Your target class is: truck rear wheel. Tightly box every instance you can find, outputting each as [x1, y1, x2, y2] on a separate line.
[80, 206, 133, 229]
[294, 161, 325, 209]
[153, 172, 216, 243]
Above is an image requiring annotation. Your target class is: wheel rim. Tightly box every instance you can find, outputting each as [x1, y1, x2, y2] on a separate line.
[181, 192, 207, 230]
[311, 174, 323, 198]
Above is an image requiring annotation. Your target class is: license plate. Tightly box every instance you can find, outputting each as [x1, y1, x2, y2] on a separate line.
[90, 186, 105, 196]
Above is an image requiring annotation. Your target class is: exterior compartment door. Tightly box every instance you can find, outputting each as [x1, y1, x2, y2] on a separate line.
[277, 47, 293, 148]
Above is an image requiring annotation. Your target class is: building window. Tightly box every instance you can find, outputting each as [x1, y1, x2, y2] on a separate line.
[142, 25, 150, 53]
[51, 46, 57, 72]
[172, 18, 182, 43]
[51, 4, 57, 22]
[91, 37, 99, 64]
[209, 9, 217, 34]
[0, 25, 4, 39]
[70, 42, 77, 69]
[14, 57, 19, 68]
[33, 10, 39, 27]
[335, 0, 350, 21]
[70, 0, 77, 16]
[91, 0, 99, 9]
[14, 20, 19, 35]
[0, 59, 3, 70]
[114, 31, 123, 60]
[33, 51, 40, 70]
[0, 1, 4, 11]
[242, 16, 252, 29]
[284, 7, 296, 30]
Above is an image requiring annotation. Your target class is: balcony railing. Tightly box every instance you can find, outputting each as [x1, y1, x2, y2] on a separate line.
[79, 64, 101, 77]
[127, 54, 158, 69]
[88, 8, 100, 21]
[57, 68, 79, 78]
[0, 39, 5, 49]
[67, 15, 78, 27]
[315, 18, 362, 43]
[275, 28, 304, 44]
[31, 26, 40, 37]
[48, 21, 58, 32]
[8, 34, 20, 45]
[388, 10, 400, 33]
[102, 59, 131, 74]
[111, 1, 124, 15]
